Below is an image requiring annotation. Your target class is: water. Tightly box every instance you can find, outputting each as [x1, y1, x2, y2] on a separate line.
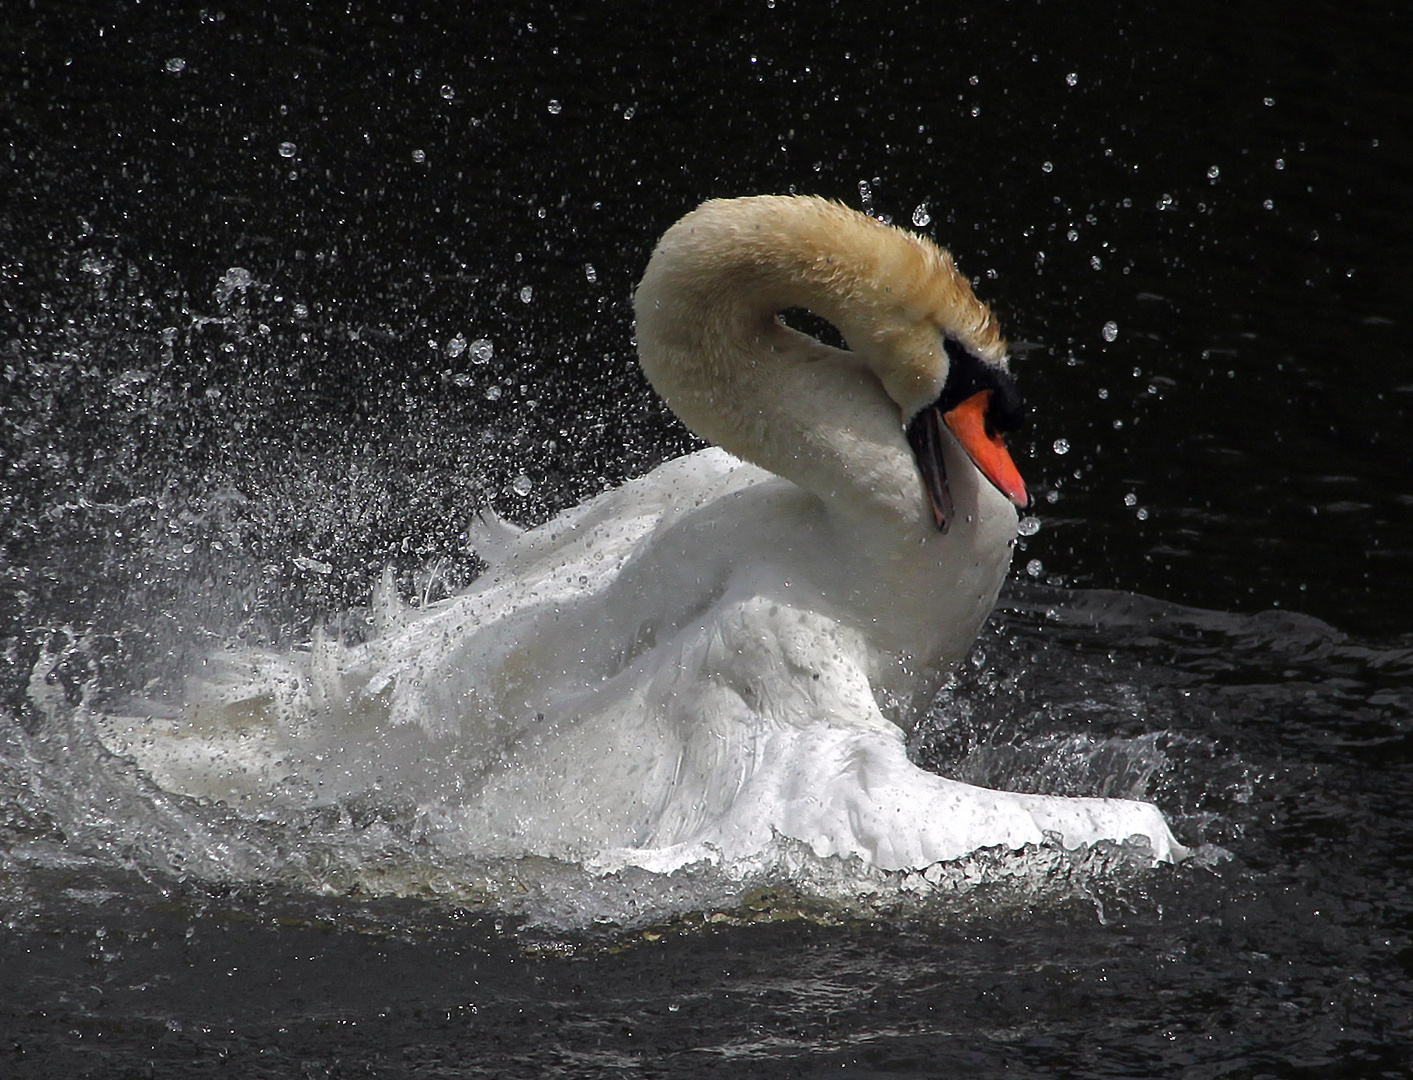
[4, 0, 1413, 1075]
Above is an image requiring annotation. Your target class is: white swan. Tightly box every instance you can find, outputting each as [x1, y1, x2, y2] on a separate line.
[99, 195, 1184, 874]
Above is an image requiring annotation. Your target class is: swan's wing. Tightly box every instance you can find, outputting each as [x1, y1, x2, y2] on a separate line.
[463, 504, 523, 568]
[488, 447, 761, 582]
[99, 450, 769, 798]
[431, 589, 1184, 870]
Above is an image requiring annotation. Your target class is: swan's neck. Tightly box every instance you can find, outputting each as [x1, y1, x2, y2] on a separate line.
[634, 196, 1018, 674]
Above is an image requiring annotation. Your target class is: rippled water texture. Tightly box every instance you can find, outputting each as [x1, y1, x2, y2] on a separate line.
[4, 1, 1412, 1076]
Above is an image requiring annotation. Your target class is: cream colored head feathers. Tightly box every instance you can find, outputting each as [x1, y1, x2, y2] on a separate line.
[634, 195, 1007, 431]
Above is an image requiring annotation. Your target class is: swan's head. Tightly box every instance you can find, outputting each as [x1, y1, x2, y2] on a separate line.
[634, 195, 1031, 533]
[805, 203, 1030, 533]
[898, 330, 1029, 535]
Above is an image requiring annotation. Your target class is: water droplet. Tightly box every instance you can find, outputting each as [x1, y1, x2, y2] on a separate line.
[1136, 508, 1149, 521]
[446, 334, 467, 358]
[1207, 164, 1220, 180]
[165, 57, 186, 73]
[1124, 493, 1138, 507]
[1263, 198, 1275, 210]
[511, 474, 534, 496]
[412, 149, 426, 163]
[1067, 228, 1079, 242]
[911, 204, 931, 227]
[622, 105, 636, 119]
[1018, 517, 1041, 537]
[440, 85, 454, 100]
[1041, 161, 1053, 173]
[519, 286, 534, 304]
[485, 384, 503, 401]
[109, 368, 152, 395]
[1025, 559, 1044, 578]
[547, 99, 562, 115]
[278, 141, 297, 158]
[584, 263, 598, 283]
[1065, 72, 1078, 86]
[1263, 96, 1275, 106]
[1052, 438, 1070, 455]
[1274, 157, 1285, 170]
[1101, 321, 1119, 342]
[1156, 193, 1173, 210]
[1090, 256, 1102, 270]
[469, 338, 494, 364]
[215, 267, 253, 303]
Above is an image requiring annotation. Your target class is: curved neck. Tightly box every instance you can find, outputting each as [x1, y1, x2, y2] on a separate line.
[634, 196, 984, 536]
[632, 195, 1018, 682]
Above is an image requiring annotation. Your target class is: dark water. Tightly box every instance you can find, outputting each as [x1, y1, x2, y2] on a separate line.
[4, 1, 1413, 1076]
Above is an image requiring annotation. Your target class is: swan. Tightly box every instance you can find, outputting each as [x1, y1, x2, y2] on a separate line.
[99, 195, 1184, 874]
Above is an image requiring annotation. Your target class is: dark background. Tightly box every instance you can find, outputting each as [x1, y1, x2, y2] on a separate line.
[6, 0, 1410, 649]
[3, 2, 1413, 1077]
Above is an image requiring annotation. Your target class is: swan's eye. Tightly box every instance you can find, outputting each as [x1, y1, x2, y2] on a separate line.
[778, 307, 849, 350]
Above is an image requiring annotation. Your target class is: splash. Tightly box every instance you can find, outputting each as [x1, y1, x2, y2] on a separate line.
[0, 249, 1222, 932]
[4, 667, 1187, 936]
[0, 582, 1228, 934]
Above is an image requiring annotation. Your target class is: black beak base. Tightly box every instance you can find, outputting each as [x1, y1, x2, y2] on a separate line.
[905, 406, 953, 535]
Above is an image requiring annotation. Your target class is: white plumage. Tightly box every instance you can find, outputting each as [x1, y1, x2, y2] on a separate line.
[100, 196, 1184, 872]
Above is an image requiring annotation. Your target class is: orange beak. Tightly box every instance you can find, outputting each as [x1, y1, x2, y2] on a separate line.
[941, 390, 1029, 509]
